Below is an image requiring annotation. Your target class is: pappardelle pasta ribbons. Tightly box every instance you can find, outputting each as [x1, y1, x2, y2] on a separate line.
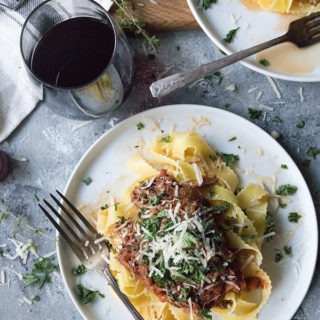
[252, 0, 320, 13]
[97, 132, 271, 320]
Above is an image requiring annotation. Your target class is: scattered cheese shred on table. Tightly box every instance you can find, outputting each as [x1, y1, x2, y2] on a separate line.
[266, 76, 281, 99]
[298, 87, 304, 102]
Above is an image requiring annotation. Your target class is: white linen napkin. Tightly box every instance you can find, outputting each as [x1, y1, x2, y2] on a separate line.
[0, 8, 43, 142]
[0, 0, 113, 143]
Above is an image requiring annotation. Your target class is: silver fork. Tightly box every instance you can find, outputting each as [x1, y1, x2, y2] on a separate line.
[39, 190, 144, 320]
[150, 12, 320, 98]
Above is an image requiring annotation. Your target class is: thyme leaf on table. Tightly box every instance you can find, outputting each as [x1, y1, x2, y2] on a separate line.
[113, 0, 160, 51]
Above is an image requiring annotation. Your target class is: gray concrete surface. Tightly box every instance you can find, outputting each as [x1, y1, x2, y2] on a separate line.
[0, 24, 319, 320]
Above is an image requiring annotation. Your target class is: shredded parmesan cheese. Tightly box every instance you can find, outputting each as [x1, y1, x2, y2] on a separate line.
[72, 120, 93, 132]
[226, 84, 236, 91]
[259, 231, 276, 241]
[22, 297, 33, 305]
[94, 236, 108, 244]
[256, 91, 263, 101]
[266, 76, 281, 99]
[42, 251, 56, 259]
[241, 255, 254, 271]
[248, 87, 257, 93]
[298, 87, 304, 102]
[271, 130, 280, 140]
[188, 298, 194, 320]
[141, 177, 156, 189]
[100, 253, 110, 264]
[192, 163, 203, 186]
[0, 270, 5, 284]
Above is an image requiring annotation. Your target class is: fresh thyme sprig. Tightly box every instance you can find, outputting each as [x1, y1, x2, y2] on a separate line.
[113, 0, 160, 51]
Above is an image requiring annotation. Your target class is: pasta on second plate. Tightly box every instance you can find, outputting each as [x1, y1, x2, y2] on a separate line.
[252, 0, 320, 13]
[97, 132, 271, 320]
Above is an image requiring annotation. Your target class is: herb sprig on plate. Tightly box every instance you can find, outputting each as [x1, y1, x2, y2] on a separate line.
[199, 0, 217, 10]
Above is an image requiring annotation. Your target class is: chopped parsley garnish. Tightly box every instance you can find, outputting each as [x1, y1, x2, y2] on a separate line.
[138, 202, 228, 290]
[198, 309, 212, 320]
[223, 27, 240, 43]
[76, 284, 105, 304]
[100, 204, 108, 210]
[306, 146, 320, 159]
[35, 228, 44, 235]
[23, 258, 59, 289]
[32, 295, 41, 302]
[279, 201, 287, 208]
[288, 212, 301, 223]
[200, 0, 217, 10]
[114, 203, 119, 211]
[214, 71, 223, 84]
[276, 184, 297, 196]
[296, 121, 305, 129]
[150, 254, 173, 287]
[159, 135, 171, 143]
[274, 116, 282, 123]
[156, 209, 167, 218]
[259, 59, 270, 67]
[82, 177, 92, 186]
[72, 264, 87, 276]
[210, 231, 223, 242]
[176, 45, 181, 51]
[179, 287, 191, 301]
[218, 152, 239, 167]
[274, 251, 283, 263]
[140, 215, 161, 238]
[148, 195, 161, 205]
[137, 122, 145, 130]
[224, 103, 230, 108]
[205, 71, 223, 85]
[118, 216, 125, 224]
[248, 108, 262, 119]
[301, 159, 311, 167]
[284, 245, 292, 256]
[210, 203, 230, 214]
[182, 232, 198, 249]
[142, 255, 149, 265]
[0, 212, 6, 224]
[281, 164, 288, 169]
[264, 211, 275, 240]
[228, 136, 237, 142]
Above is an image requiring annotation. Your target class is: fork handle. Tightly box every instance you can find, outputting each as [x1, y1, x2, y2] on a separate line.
[101, 266, 144, 320]
[149, 33, 289, 98]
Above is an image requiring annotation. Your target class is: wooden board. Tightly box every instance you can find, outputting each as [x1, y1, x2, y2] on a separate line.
[111, 0, 199, 31]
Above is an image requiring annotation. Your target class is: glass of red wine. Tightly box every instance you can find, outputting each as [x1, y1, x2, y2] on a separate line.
[20, 0, 133, 119]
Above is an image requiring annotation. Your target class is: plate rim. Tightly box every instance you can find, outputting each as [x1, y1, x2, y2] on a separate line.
[186, 0, 320, 82]
[56, 104, 319, 320]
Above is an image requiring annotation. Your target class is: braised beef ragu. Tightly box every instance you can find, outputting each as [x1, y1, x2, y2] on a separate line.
[131, 169, 204, 216]
[115, 170, 258, 315]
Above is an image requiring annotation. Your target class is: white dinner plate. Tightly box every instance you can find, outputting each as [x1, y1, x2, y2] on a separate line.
[57, 104, 318, 320]
[187, 0, 320, 81]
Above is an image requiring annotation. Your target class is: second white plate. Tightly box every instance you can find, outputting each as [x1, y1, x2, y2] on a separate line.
[187, 0, 320, 81]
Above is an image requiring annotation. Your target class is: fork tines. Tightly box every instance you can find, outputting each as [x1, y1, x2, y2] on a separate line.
[39, 191, 106, 261]
[288, 12, 320, 47]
